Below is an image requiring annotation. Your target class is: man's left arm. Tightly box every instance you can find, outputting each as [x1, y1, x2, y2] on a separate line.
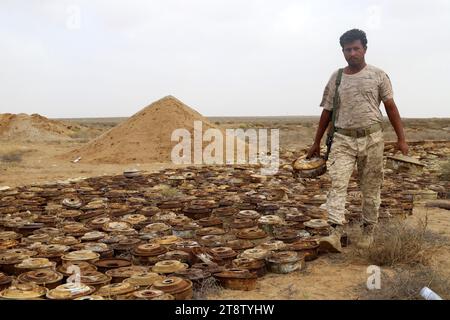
[383, 98, 409, 155]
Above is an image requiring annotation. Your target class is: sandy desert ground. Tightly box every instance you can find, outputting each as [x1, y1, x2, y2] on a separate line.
[0, 111, 449, 300]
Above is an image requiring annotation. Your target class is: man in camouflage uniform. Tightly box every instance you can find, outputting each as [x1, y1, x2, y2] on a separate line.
[307, 29, 408, 251]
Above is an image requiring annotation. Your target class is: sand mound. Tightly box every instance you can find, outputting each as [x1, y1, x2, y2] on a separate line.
[65, 96, 245, 164]
[0, 113, 81, 142]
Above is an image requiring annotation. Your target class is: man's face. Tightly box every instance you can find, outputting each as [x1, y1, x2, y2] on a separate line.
[342, 40, 366, 67]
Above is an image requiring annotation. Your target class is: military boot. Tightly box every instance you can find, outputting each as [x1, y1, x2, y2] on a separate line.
[319, 224, 344, 253]
[356, 223, 375, 249]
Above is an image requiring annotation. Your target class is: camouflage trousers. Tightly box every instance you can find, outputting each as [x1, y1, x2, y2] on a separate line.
[325, 130, 384, 226]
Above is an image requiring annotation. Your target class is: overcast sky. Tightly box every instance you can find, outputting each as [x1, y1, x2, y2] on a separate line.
[1, 0, 449, 118]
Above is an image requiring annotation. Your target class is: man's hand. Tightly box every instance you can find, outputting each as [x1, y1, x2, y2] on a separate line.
[396, 139, 409, 155]
[384, 99, 408, 156]
[306, 142, 320, 159]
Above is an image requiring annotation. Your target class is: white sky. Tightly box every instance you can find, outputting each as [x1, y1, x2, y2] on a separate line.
[1, 0, 449, 118]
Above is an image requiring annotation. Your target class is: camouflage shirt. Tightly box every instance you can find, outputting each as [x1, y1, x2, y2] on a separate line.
[320, 64, 394, 129]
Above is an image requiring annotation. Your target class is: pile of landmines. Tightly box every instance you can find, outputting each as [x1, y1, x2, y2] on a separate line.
[0, 141, 448, 299]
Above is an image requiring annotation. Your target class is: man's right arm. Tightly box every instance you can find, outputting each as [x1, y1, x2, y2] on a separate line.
[306, 109, 332, 158]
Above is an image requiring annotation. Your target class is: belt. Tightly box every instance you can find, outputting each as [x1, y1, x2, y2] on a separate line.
[335, 123, 382, 138]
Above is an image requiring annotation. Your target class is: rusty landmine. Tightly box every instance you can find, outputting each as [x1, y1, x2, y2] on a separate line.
[96, 282, 139, 299]
[105, 266, 150, 283]
[62, 223, 92, 237]
[235, 210, 260, 220]
[72, 242, 114, 259]
[236, 227, 268, 246]
[110, 238, 141, 255]
[256, 240, 287, 251]
[151, 235, 183, 247]
[50, 236, 80, 246]
[172, 268, 214, 293]
[225, 239, 255, 252]
[239, 248, 271, 261]
[57, 261, 98, 277]
[285, 211, 311, 223]
[57, 210, 82, 220]
[99, 234, 128, 246]
[94, 258, 132, 273]
[16, 223, 45, 236]
[86, 217, 111, 230]
[33, 227, 62, 237]
[230, 218, 257, 230]
[0, 283, 48, 300]
[80, 231, 107, 242]
[212, 206, 239, 221]
[198, 235, 226, 248]
[258, 215, 284, 236]
[157, 250, 191, 265]
[152, 260, 188, 274]
[286, 239, 320, 261]
[132, 243, 168, 258]
[167, 215, 192, 227]
[131, 289, 174, 300]
[34, 215, 58, 226]
[46, 283, 96, 300]
[0, 272, 12, 291]
[273, 229, 301, 243]
[303, 219, 331, 236]
[208, 247, 238, 266]
[151, 276, 193, 300]
[35, 244, 70, 263]
[169, 240, 201, 254]
[77, 209, 105, 221]
[61, 250, 100, 264]
[139, 206, 161, 218]
[0, 239, 19, 251]
[14, 258, 56, 275]
[17, 268, 64, 289]
[213, 268, 257, 291]
[123, 272, 165, 288]
[197, 216, 223, 228]
[77, 270, 112, 289]
[22, 233, 52, 245]
[62, 197, 83, 209]
[195, 227, 226, 237]
[232, 258, 266, 277]
[139, 222, 172, 238]
[265, 251, 305, 274]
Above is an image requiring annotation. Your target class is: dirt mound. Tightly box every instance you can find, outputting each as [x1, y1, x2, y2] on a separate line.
[0, 113, 82, 142]
[65, 96, 245, 164]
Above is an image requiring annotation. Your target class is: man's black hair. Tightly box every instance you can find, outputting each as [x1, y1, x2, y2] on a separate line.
[339, 29, 368, 48]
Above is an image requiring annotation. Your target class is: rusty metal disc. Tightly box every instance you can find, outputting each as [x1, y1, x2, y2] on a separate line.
[123, 272, 165, 287]
[105, 266, 150, 283]
[94, 258, 132, 272]
[213, 268, 257, 291]
[0, 283, 48, 300]
[225, 239, 255, 251]
[157, 250, 191, 265]
[57, 261, 97, 276]
[96, 282, 139, 298]
[46, 283, 96, 300]
[132, 243, 167, 257]
[151, 276, 193, 300]
[152, 260, 189, 274]
[132, 289, 174, 300]
[17, 269, 64, 289]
